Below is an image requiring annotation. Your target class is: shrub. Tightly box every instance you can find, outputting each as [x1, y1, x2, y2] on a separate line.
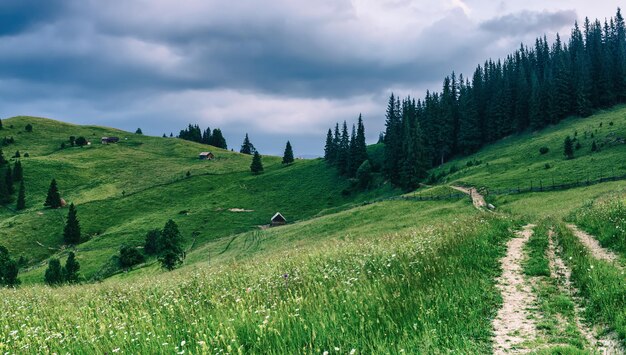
[119, 245, 145, 270]
[539, 147, 549, 155]
[544, 163, 551, 169]
[25, 124, 33, 132]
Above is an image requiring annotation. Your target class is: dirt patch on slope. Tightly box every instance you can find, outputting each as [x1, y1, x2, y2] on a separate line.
[492, 224, 537, 354]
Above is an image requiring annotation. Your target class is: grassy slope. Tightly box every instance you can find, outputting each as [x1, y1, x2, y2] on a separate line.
[0, 116, 397, 283]
[431, 105, 626, 190]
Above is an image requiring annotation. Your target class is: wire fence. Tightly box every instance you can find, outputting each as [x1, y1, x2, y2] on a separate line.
[403, 173, 626, 202]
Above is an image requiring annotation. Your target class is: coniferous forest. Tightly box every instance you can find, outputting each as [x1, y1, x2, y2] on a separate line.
[326, 9, 626, 190]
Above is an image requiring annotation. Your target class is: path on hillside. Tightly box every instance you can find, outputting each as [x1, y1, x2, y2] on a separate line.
[547, 230, 623, 354]
[492, 224, 537, 354]
[450, 185, 487, 210]
[567, 224, 624, 270]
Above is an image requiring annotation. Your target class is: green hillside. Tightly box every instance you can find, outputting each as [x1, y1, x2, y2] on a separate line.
[431, 105, 626, 190]
[0, 116, 397, 283]
[1, 108, 626, 353]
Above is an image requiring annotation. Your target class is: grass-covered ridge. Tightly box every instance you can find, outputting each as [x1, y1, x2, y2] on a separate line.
[0, 116, 397, 283]
[430, 105, 626, 191]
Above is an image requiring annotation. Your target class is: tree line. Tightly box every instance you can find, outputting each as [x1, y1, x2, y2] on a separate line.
[323, 115, 368, 178]
[177, 124, 227, 149]
[362, 8, 626, 189]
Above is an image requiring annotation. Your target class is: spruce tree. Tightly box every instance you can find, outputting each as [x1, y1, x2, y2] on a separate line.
[250, 151, 264, 174]
[210, 129, 227, 149]
[4, 167, 13, 195]
[158, 220, 185, 271]
[44, 258, 64, 285]
[13, 160, 23, 181]
[240, 134, 255, 154]
[135, 128, 143, 134]
[63, 252, 80, 284]
[353, 114, 368, 173]
[282, 141, 294, 164]
[144, 229, 161, 255]
[591, 140, 598, 152]
[0, 172, 9, 204]
[0, 246, 20, 287]
[564, 135, 574, 159]
[63, 203, 81, 245]
[337, 121, 350, 176]
[324, 129, 334, 162]
[383, 94, 402, 184]
[16, 180, 25, 210]
[44, 179, 62, 208]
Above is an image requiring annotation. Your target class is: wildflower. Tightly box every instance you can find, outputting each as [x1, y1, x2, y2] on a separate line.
[350, 349, 356, 355]
[112, 348, 120, 353]
[181, 340, 186, 347]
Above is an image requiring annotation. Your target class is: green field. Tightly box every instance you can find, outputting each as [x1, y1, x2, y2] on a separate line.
[1, 107, 626, 353]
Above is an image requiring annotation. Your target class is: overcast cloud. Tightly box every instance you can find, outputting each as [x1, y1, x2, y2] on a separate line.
[0, 0, 622, 155]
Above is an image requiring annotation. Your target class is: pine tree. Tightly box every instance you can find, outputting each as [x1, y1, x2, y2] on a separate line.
[16, 180, 25, 210]
[250, 151, 264, 174]
[240, 134, 255, 155]
[4, 167, 13, 195]
[63, 203, 81, 245]
[282, 141, 294, 164]
[591, 140, 598, 152]
[158, 220, 185, 271]
[13, 160, 23, 182]
[135, 128, 143, 134]
[144, 229, 161, 255]
[564, 135, 574, 159]
[0, 246, 20, 287]
[324, 129, 335, 162]
[210, 129, 227, 149]
[44, 258, 64, 285]
[0, 172, 9, 204]
[63, 252, 80, 284]
[353, 114, 368, 173]
[44, 179, 62, 208]
[383, 94, 403, 184]
[337, 121, 350, 176]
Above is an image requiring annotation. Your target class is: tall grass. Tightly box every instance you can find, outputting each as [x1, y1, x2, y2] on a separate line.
[554, 222, 626, 344]
[569, 195, 626, 257]
[0, 215, 515, 353]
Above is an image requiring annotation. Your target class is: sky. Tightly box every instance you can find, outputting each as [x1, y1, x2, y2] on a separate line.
[0, 1, 623, 156]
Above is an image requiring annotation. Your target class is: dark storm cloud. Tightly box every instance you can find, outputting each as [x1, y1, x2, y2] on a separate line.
[479, 9, 577, 37]
[0, 1, 597, 154]
[0, 0, 66, 36]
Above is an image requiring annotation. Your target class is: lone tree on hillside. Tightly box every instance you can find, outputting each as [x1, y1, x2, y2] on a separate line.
[13, 160, 23, 181]
[4, 167, 13, 195]
[119, 245, 145, 270]
[144, 229, 161, 255]
[135, 128, 143, 134]
[0, 245, 20, 287]
[158, 219, 185, 271]
[250, 151, 264, 175]
[564, 136, 574, 159]
[63, 203, 81, 245]
[25, 124, 32, 132]
[44, 258, 63, 285]
[240, 133, 256, 155]
[16, 181, 25, 210]
[44, 179, 62, 208]
[282, 141, 294, 164]
[75, 136, 88, 146]
[63, 252, 80, 284]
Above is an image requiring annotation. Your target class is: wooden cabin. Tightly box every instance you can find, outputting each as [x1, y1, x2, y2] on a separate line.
[199, 152, 215, 160]
[101, 137, 120, 144]
[270, 212, 287, 227]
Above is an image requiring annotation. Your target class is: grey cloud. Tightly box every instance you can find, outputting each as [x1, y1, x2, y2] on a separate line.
[479, 9, 577, 36]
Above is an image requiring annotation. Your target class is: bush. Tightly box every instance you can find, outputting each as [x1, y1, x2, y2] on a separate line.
[539, 147, 549, 155]
[75, 136, 88, 147]
[119, 245, 145, 270]
[544, 163, 551, 169]
[25, 124, 33, 133]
